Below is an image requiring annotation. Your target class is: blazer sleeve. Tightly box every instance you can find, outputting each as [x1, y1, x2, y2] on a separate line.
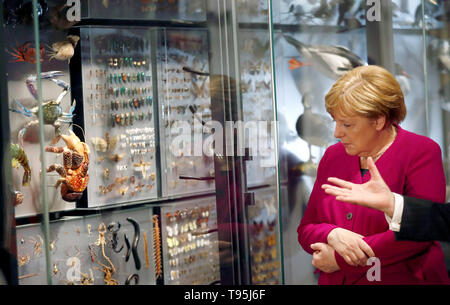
[396, 197, 450, 242]
[297, 150, 339, 255]
[334, 142, 447, 274]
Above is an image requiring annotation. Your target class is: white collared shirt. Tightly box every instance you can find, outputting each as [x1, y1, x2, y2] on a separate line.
[384, 193, 404, 232]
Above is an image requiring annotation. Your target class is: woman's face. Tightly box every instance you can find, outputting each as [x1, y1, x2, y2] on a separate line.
[332, 112, 384, 157]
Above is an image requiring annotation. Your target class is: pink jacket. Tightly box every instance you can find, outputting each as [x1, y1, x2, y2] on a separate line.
[297, 125, 449, 284]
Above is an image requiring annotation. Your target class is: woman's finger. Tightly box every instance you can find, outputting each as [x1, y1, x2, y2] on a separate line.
[354, 247, 368, 266]
[367, 157, 383, 182]
[348, 252, 361, 266]
[358, 239, 376, 258]
[322, 187, 353, 200]
[343, 254, 357, 266]
[322, 187, 344, 197]
[327, 177, 355, 189]
[322, 184, 351, 194]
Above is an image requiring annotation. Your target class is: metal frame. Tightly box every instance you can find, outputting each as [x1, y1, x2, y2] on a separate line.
[206, 0, 252, 285]
[0, 2, 18, 285]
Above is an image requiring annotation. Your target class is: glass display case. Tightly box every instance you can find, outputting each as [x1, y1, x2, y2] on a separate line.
[80, 26, 158, 207]
[271, 0, 450, 283]
[157, 28, 216, 197]
[0, 0, 448, 286]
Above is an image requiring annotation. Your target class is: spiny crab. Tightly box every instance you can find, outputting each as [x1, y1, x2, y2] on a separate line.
[9, 71, 75, 145]
[46, 130, 90, 202]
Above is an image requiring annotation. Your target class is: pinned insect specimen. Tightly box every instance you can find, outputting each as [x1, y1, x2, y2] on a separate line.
[192, 79, 208, 99]
[133, 160, 151, 179]
[45, 130, 90, 202]
[88, 244, 96, 263]
[53, 263, 59, 275]
[8, 41, 44, 64]
[143, 232, 149, 269]
[30, 235, 44, 256]
[103, 168, 110, 180]
[98, 153, 125, 163]
[152, 215, 162, 279]
[50, 239, 57, 252]
[114, 176, 128, 185]
[96, 261, 118, 285]
[99, 184, 114, 195]
[107, 222, 123, 253]
[119, 186, 129, 196]
[9, 71, 75, 145]
[10, 143, 31, 186]
[80, 269, 94, 285]
[90, 132, 118, 153]
[95, 223, 117, 285]
[18, 255, 31, 267]
[48, 35, 79, 63]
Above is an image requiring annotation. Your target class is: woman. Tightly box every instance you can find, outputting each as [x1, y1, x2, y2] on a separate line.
[297, 65, 449, 284]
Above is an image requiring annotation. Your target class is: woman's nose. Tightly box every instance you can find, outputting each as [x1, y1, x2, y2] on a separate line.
[334, 125, 343, 139]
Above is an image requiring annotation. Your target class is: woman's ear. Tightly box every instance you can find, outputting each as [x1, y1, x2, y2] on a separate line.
[374, 116, 386, 131]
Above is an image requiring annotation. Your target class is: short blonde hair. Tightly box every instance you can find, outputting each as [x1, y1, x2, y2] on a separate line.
[325, 65, 406, 124]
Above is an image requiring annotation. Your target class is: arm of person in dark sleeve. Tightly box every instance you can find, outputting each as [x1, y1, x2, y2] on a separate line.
[395, 196, 450, 242]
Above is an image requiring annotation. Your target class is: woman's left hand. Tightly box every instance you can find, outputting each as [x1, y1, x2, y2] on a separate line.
[311, 243, 340, 273]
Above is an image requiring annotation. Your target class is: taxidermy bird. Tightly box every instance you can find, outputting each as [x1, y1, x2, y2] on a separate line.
[284, 34, 366, 80]
[295, 93, 334, 176]
[295, 93, 334, 148]
[413, 0, 442, 27]
[394, 63, 412, 96]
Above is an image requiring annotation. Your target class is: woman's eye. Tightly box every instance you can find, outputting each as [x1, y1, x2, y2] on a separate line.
[343, 124, 351, 128]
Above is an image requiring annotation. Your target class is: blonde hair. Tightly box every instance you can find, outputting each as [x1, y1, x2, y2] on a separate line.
[325, 65, 406, 124]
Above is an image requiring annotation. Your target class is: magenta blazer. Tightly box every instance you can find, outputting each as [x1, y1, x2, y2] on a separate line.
[297, 125, 449, 284]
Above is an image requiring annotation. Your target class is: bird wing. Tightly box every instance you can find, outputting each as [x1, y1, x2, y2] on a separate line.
[308, 50, 355, 79]
[315, 45, 366, 67]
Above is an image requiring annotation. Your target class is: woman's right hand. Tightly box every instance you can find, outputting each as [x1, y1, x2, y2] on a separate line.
[327, 228, 375, 266]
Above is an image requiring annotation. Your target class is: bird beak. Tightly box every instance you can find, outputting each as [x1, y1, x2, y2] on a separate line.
[402, 70, 412, 79]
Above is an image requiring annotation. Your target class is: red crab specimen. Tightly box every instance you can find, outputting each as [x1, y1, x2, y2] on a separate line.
[45, 130, 90, 202]
[8, 42, 45, 64]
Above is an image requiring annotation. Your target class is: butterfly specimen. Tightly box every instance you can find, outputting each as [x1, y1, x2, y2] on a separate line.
[91, 132, 118, 153]
[192, 79, 207, 99]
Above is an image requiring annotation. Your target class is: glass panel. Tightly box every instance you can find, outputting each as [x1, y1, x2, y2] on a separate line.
[271, 1, 370, 285]
[82, 0, 206, 22]
[393, 0, 450, 276]
[1, 0, 282, 285]
[160, 196, 220, 285]
[272, 0, 450, 284]
[80, 26, 158, 207]
[236, 0, 283, 285]
[2, 0, 53, 284]
[157, 28, 215, 197]
[421, 0, 450, 271]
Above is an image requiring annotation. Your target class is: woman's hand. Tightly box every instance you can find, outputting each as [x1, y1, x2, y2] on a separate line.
[311, 243, 340, 273]
[327, 228, 375, 266]
[321, 157, 395, 217]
